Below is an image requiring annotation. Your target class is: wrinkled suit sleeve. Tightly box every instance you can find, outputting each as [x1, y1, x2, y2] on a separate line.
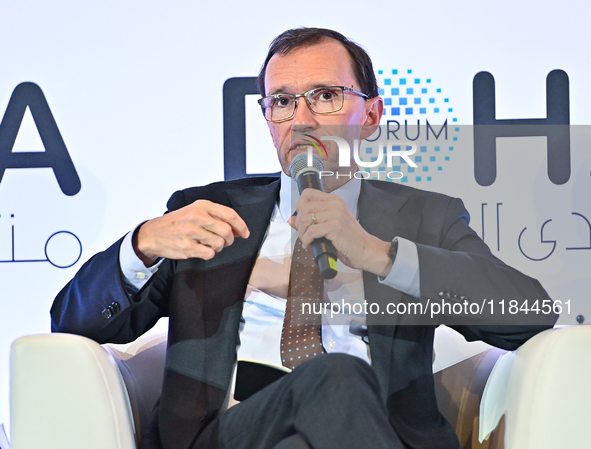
[415, 197, 557, 350]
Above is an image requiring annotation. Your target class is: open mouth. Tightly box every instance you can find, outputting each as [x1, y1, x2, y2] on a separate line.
[290, 143, 312, 152]
[291, 134, 328, 158]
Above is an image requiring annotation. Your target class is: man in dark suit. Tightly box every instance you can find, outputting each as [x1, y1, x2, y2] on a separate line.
[51, 28, 557, 449]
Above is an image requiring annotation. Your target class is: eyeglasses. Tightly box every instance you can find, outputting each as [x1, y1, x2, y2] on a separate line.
[258, 86, 370, 123]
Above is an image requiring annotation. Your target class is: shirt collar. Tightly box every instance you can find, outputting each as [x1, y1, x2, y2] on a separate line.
[278, 171, 361, 222]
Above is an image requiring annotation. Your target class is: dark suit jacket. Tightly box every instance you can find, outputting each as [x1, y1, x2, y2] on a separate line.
[51, 176, 557, 449]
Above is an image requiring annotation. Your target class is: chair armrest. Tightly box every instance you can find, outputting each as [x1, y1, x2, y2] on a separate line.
[10, 333, 136, 449]
[105, 334, 167, 440]
[480, 326, 591, 449]
[434, 346, 507, 449]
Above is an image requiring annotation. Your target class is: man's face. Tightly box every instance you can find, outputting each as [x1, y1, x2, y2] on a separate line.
[264, 39, 382, 179]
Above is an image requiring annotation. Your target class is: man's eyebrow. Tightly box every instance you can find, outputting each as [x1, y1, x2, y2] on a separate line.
[266, 83, 341, 96]
[267, 86, 291, 96]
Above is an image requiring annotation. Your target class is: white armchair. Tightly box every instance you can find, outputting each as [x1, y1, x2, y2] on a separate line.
[479, 325, 591, 449]
[10, 333, 166, 449]
[9, 326, 591, 449]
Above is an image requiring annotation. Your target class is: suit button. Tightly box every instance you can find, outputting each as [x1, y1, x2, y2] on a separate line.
[111, 302, 121, 313]
[101, 308, 113, 319]
[438, 292, 445, 298]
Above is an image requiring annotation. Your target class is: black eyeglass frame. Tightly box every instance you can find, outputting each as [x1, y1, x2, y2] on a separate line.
[258, 86, 370, 123]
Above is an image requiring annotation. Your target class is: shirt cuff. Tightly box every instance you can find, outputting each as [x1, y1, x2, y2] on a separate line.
[378, 237, 421, 298]
[119, 226, 163, 294]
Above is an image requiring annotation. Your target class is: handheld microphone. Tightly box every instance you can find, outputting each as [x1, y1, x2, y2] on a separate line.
[289, 152, 338, 279]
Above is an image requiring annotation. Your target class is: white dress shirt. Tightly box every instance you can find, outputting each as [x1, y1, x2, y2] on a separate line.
[119, 173, 421, 367]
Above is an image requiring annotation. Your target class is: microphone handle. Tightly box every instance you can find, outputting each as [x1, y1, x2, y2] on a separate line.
[296, 171, 324, 192]
[296, 172, 338, 279]
[312, 238, 338, 279]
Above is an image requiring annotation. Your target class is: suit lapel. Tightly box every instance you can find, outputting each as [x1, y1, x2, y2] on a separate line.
[190, 178, 281, 380]
[358, 179, 423, 242]
[160, 178, 279, 448]
[227, 181, 281, 255]
[358, 180, 425, 400]
[198, 180, 280, 269]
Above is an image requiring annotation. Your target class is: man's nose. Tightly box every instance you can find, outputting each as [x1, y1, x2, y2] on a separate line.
[291, 98, 318, 131]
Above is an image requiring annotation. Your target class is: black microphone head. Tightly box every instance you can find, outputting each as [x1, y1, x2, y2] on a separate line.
[289, 152, 324, 180]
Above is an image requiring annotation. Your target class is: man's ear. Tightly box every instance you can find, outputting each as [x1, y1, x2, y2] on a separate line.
[360, 97, 384, 140]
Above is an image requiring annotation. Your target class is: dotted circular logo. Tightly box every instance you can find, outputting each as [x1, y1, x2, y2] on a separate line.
[361, 69, 460, 183]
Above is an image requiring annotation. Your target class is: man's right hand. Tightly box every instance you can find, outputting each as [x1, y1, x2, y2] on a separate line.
[132, 200, 250, 267]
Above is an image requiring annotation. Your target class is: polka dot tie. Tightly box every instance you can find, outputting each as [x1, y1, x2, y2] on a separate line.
[281, 238, 324, 370]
